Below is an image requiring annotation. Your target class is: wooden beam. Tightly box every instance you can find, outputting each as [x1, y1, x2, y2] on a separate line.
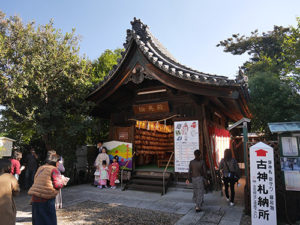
[196, 105, 204, 159]
[201, 105, 218, 189]
[208, 97, 241, 122]
[230, 139, 236, 159]
[209, 97, 227, 110]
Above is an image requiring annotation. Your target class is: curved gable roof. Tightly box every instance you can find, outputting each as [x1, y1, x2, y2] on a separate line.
[88, 18, 247, 99]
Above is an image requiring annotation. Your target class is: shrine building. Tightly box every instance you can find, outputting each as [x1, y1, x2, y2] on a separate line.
[87, 18, 250, 193]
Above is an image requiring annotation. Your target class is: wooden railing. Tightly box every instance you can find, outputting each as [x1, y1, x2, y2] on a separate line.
[121, 152, 136, 190]
[162, 151, 174, 195]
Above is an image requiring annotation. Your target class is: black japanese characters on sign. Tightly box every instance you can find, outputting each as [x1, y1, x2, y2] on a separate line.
[250, 143, 277, 225]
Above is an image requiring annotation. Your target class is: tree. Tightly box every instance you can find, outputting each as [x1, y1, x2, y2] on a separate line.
[217, 18, 300, 133]
[0, 11, 124, 168]
[81, 48, 123, 145]
[0, 11, 92, 156]
[248, 72, 300, 133]
[90, 49, 123, 85]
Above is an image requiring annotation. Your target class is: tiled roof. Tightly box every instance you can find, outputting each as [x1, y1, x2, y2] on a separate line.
[92, 18, 247, 94]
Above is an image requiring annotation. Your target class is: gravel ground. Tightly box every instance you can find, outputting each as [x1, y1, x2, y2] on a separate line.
[57, 201, 182, 225]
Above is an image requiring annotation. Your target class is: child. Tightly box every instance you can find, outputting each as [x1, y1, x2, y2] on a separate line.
[109, 156, 120, 189]
[98, 160, 108, 189]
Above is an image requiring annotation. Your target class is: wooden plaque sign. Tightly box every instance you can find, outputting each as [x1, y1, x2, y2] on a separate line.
[119, 131, 129, 140]
[133, 102, 169, 115]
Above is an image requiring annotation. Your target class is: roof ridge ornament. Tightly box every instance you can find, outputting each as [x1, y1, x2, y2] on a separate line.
[123, 64, 155, 85]
[131, 17, 150, 41]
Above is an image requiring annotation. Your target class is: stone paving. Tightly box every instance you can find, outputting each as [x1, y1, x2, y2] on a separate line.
[15, 181, 245, 225]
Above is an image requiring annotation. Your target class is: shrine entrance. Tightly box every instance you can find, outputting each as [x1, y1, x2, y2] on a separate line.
[134, 120, 174, 171]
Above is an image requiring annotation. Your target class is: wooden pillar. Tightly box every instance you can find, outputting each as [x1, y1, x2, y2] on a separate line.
[230, 139, 236, 159]
[196, 105, 204, 159]
[108, 119, 115, 141]
[199, 123, 204, 160]
[201, 105, 218, 189]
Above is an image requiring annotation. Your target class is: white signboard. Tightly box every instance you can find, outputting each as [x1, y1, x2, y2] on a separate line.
[174, 121, 199, 172]
[284, 171, 300, 191]
[0, 137, 15, 158]
[281, 137, 298, 156]
[250, 142, 277, 225]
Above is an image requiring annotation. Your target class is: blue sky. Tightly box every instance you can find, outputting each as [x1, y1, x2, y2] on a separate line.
[1, 0, 299, 78]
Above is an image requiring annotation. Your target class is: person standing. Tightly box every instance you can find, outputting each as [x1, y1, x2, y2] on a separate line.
[0, 158, 20, 225]
[97, 141, 103, 153]
[94, 147, 110, 186]
[55, 156, 65, 209]
[28, 152, 68, 225]
[186, 150, 207, 212]
[109, 156, 120, 189]
[219, 148, 240, 206]
[25, 148, 38, 189]
[10, 151, 24, 180]
[97, 160, 109, 189]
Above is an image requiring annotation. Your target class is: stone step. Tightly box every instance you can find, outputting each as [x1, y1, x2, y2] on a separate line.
[133, 174, 170, 180]
[135, 170, 171, 178]
[126, 183, 164, 193]
[130, 178, 164, 186]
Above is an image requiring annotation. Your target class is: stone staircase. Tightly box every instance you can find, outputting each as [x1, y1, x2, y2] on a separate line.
[124, 171, 173, 194]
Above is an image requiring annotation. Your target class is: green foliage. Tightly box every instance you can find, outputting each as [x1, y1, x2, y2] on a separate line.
[0, 10, 121, 170]
[218, 18, 300, 133]
[0, 11, 94, 159]
[249, 72, 300, 133]
[83, 48, 123, 143]
[90, 49, 122, 85]
[217, 25, 290, 75]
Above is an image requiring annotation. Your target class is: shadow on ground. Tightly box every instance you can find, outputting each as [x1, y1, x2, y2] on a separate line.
[57, 200, 182, 225]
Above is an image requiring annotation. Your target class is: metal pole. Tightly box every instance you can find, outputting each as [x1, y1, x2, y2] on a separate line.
[163, 173, 165, 195]
[121, 169, 123, 190]
[243, 121, 248, 178]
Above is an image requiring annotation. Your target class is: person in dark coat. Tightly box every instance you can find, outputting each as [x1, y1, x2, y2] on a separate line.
[219, 149, 240, 206]
[24, 148, 38, 189]
[97, 141, 103, 153]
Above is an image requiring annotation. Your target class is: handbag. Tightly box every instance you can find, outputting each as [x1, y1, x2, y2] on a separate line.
[94, 171, 100, 176]
[115, 179, 120, 184]
[224, 160, 239, 182]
